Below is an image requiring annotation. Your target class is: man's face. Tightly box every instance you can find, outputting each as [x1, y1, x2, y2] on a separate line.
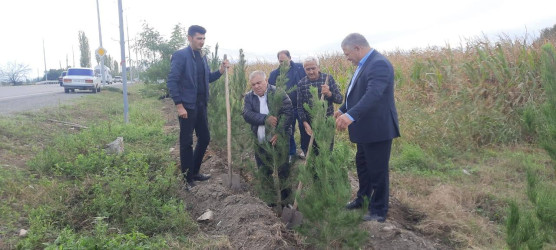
[278, 53, 291, 65]
[188, 33, 205, 51]
[342, 45, 360, 66]
[303, 61, 320, 81]
[250, 74, 268, 97]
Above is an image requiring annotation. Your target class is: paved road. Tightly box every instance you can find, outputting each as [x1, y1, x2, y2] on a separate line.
[0, 83, 120, 115]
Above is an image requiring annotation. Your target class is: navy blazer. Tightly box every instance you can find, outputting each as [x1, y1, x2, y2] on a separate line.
[339, 50, 400, 144]
[167, 46, 222, 109]
[242, 85, 293, 137]
[268, 61, 306, 107]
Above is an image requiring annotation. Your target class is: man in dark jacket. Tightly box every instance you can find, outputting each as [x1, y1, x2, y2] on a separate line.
[268, 50, 307, 161]
[335, 33, 400, 223]
[166, 25, 229, 190]
[243, 70, 293, 201]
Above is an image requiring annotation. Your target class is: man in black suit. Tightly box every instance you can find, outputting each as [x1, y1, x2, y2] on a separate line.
[335, 33, 400, 222]
[166, 25, 229, 190]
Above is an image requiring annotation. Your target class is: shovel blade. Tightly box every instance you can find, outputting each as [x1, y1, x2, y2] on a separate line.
[286, 211, 304, 229]
[281, 207, 294, 224]
[220, 173, 241, 191]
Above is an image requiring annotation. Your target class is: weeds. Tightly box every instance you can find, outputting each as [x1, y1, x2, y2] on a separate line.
[1, 85, 196, 249]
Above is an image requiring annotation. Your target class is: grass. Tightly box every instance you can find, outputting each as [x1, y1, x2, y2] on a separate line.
[0, 84, 202, 249]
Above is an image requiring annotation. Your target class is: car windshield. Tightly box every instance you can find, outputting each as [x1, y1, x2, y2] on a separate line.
[67, 69, 94, 76]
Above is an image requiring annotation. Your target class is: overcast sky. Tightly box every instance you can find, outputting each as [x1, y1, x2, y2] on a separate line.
[1, 0, 555, 79]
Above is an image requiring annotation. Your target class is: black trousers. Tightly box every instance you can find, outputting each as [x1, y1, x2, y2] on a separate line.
[355, 139, 392, 217]
[299, 121, 312, 155]
[178, 101, 210, 182]
[255, 143, 291, 201]
[299, 121, 335, 157]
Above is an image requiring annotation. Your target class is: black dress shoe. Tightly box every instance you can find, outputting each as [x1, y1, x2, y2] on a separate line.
[192, 173, 211, 181]
[184, 180, 196, 191]
[363, 213, 386, 223]
[345, 199, 363, 210]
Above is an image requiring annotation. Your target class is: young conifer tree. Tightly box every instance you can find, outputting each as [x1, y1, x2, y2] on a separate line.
[208, 48, 254, 176]
[506, 167, 556, 249]
[208, 44, 227, 148]
[296, 86, 367, 248]
[539, 43, 556, 168]
[250, 62, 294, 207]
[506, 43, 556, 250]
[229, 49, 254, 174]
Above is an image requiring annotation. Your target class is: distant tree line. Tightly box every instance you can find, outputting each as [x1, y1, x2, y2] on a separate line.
[134, 22, 188, 83]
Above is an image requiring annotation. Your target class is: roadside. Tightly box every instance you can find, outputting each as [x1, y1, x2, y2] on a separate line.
[0, 83, 124, 115]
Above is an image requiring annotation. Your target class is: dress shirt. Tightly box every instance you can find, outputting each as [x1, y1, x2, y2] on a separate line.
[257, 92, 269, 143]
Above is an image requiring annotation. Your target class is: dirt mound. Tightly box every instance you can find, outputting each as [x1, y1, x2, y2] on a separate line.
[180, 153, 296, 249]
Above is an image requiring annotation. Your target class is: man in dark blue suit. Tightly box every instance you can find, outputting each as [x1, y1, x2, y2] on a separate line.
[167, 25, 229, 190]
[335, 33, 400, 222]
[268, 50, 307, 161]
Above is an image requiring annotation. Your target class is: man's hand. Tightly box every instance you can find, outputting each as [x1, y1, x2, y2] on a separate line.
[336, 114, 353, 131]
[266, 115, 278, 128]
[219, 58, 230, 74]
[270, 134, 278, 146]
[333, 110, 342, 119]
[303, 121, 313, 136]
[177, 104, 188, 119]
[321, 84, 332, 98]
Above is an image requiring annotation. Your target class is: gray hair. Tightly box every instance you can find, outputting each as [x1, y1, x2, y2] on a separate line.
[248, 70, 266, 81]
[303, 56, 319, 66]
[341, 33, 370, 49]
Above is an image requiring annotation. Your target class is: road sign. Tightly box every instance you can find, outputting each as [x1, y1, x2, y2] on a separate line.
[96, 47, 107, 57]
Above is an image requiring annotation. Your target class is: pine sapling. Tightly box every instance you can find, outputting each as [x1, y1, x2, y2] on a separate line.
[296, 86, 366, 248]
[250, 62, 294, 208]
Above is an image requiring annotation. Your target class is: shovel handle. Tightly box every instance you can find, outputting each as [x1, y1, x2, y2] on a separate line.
[224, 54, 233, 187]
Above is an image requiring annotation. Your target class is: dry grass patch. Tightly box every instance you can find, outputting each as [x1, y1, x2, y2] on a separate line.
[391, 145, 552, 249]
[395, 183, 503, 248]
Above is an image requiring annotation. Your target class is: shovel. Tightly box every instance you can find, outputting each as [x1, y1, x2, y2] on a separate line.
[281, 74, 329, 228]
[280, 134, 312, 228]
[220, 54, 241, 190]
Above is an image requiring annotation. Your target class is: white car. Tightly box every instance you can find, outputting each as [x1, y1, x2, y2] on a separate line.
[63, 68, 101, 93]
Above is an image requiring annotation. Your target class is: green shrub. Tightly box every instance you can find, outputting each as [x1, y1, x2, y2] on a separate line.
[139, 82, 168, 99]
[44, 219, 168, 249]
[506, 167, 556, 250]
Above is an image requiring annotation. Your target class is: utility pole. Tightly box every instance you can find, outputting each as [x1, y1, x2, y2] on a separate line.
[96, 0, 106, 85]
[72, 46, 75, 67]
[118, 0, 129, 123]
[135, 35, 139, 76]
[43, 39, 47, 80]
[126, 15, 132, 82]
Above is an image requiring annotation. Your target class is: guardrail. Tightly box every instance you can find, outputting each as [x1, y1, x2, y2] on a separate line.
[36, 80, 60, 85]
